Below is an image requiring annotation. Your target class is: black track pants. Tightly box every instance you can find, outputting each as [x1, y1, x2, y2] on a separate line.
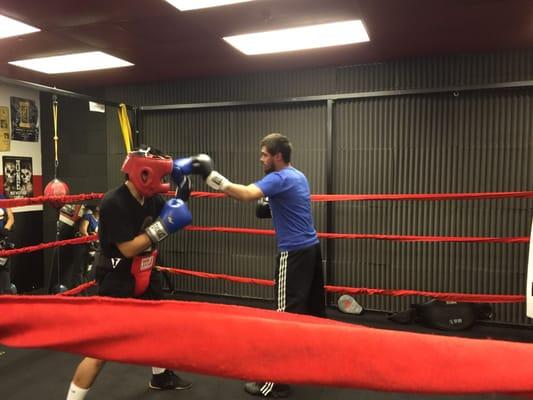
[274, 243, 326, 317]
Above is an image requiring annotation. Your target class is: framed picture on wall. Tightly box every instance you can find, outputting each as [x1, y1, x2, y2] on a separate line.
[2, 156, 33, 198]
[0, 106, 10, 151]
[10, 97, 39, 142]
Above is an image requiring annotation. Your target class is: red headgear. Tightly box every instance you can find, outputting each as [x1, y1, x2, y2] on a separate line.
[121, 148, 173, 197]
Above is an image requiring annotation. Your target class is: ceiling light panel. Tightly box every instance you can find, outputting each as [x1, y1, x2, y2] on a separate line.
[224, 20, 370, 55]
[165, 0, 257, 11]
[0, 15, 40, 39]
[9, 51, 134, 74]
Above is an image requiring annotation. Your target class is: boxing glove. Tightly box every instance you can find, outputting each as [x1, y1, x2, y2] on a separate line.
[190, 154, 214, 178]
[175, 176, 192, 202]
[205, 171, 231, 191]
[255, 197, 271, 219]
[171, 158, 189, 185]
[172, 154, 213, 180]
[145, 199, 192, 243]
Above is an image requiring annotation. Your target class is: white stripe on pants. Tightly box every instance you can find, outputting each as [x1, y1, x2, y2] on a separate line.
[260, 381, 274, 396]
[262, 251, 289, 395]
[276, 251, 288, 312]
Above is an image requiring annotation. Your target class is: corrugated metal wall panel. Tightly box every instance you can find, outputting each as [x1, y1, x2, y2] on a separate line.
[141, 104, 327, 299]
[107, 50, 533, 106]
[107, 68, 336, 106]
[336, 50, 533, 93]
[103, 49, 533, 325]
[333, 89, 533, 324]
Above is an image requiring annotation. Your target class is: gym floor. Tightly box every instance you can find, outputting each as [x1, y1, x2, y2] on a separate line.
[0, 292, 530, 400]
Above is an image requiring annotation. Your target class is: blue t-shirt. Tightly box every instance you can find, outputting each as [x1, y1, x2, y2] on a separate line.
[83, 209, 99, 233]
[255, 166, 318, 252]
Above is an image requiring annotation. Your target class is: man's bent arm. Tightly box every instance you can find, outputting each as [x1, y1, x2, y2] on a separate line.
[116, 234, 153, 258]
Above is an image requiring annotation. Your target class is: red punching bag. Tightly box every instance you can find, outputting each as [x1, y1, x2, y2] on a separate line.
[44, 178, 70, 208]
[45, 97, 70, 209]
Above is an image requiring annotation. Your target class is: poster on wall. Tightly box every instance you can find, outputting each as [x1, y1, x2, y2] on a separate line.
[2, 156, 33, 198]
[10, 96, 39, 142]
[0, 106, 10, 151]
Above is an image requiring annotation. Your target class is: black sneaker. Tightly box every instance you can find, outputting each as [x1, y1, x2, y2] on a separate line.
[244, 382, 291, 398]
[149, 370, 192, 390]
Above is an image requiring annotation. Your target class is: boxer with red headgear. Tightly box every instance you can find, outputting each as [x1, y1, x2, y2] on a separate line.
[120, 147, 173, 198]
[65, 146, 193, 400]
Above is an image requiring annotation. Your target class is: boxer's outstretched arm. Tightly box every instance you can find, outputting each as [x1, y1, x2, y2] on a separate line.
[205, 169, 264, 201]
[223, 183, 264, 202]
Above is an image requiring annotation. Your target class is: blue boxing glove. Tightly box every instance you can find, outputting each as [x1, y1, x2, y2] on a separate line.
[145, 199, 192, 243]
[171, 158, 193, 201]
[172, 154, 213, 181]
[171, 158, 189, 185]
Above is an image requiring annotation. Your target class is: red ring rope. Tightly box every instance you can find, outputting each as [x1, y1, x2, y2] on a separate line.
[0, 295, 532, 394]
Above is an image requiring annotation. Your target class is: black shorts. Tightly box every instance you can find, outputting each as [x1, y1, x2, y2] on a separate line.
[0, 262, 10, 294]
[274, 243, 326, 317]
[94, 253, 163, 300]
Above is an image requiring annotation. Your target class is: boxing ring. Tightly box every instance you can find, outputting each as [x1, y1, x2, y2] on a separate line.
[0, 189, 532, 396]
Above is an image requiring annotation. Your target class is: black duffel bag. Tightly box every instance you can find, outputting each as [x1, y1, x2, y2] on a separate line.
[389, 299, 493, 331]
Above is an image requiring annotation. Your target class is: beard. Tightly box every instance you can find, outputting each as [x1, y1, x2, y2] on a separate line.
[263, 163, 275, 175]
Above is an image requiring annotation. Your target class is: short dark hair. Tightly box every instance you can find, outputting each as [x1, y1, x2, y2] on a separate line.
[260, 133, 292, 163]
[132, 144, 169, 158]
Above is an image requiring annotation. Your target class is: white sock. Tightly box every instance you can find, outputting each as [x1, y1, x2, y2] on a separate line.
[66, 382, 89, 400]
[152, 367, 165, 375]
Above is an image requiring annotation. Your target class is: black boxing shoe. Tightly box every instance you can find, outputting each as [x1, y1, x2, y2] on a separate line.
[149, 370, 192, 390]
[244, 382, 291, 398]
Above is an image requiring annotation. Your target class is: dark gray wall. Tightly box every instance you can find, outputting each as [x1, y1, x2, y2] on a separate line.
[143, 104, 327, 300]
[332, 89, 532, 323]
[40, 93, 108, 290]
[85, 49, 533, 325]
[10, 211, 43, 292]
[106, 50, 533, 105]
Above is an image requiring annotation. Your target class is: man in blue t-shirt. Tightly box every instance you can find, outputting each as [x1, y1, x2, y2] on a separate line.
[205, 133, 326, 398]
